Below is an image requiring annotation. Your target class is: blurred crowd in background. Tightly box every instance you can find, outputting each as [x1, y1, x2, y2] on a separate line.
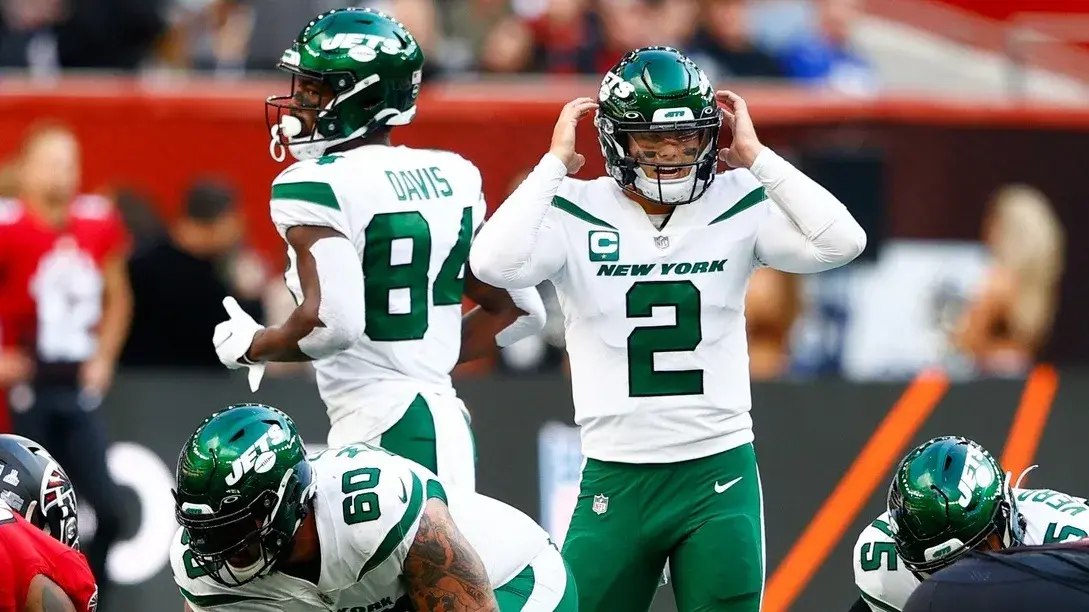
[0, 0, 874, 92]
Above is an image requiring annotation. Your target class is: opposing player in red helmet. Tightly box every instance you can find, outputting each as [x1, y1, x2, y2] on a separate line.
[0, 434, 98, 611]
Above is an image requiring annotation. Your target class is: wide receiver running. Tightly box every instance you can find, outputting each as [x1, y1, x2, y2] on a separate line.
[470, 46, 866, 611]
[850, 436, 1089, 612]
[212, 8, 546, 489]
[171, 404, 576, 612]
[0, 434, 98, 612]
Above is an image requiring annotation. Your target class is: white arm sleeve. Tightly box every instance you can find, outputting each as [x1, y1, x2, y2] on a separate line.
[495, 286, 547, 347]
[297, 236, 366, 359]
[751, 148, 868, 273]
[468, 153, 569, 289]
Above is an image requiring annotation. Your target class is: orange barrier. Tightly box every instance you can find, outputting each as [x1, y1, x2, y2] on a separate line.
[2, 76, 1088, 262]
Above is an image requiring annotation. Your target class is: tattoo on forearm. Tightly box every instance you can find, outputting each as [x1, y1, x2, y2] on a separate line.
[404, 501, 498, 611]
[37, 580, 76, 612]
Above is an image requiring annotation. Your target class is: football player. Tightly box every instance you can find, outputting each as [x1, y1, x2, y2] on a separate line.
[850, 436, 1089, 612]
[212, 9, 546, 490]
[171, 404, 576, 612]
[0, 434, 98, 612]
[469, 46, 866, 611]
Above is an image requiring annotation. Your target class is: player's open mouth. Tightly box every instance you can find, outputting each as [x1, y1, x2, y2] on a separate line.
[656, 167, 685, 178]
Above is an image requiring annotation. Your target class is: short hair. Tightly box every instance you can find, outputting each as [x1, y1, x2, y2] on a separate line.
[183, 179, 237, 222]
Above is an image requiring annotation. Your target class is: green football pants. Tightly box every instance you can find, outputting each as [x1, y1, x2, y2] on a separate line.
[365, 393, 478, 490]
[561, 443, 764, 612]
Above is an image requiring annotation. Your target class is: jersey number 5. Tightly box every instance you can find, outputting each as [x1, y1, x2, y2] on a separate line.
[626, 280, 703, 397]
[362, 208, 473, 342]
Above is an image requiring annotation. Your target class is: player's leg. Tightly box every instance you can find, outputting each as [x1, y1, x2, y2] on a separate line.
[561, 459, 668, 612]
[493, 545, 579, 611]
[49, 389, 123, 609]
[370, 393, 476, 489]
[669, 443, 764, 612]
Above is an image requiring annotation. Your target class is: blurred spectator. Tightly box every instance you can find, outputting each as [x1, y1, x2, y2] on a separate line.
[687, 0, 785, 82]
[55, 0, 167, 71]
[0, 123, 130, 607]
[776, 0, 876, 94]
[367, 0, 446, 79]
[157, 0, 255, 76]
[0, 0, 64, 74]
[745, 268, 803, 380]
[242, 0, 342, 71]
[445, 0, 517, 72]
[111, 188, 167, 256]
[952, 184, 1065, 376]
[122, 178, 265, 369]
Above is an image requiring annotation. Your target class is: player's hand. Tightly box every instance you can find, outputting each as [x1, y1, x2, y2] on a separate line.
[0, 350, 32, 387]
[79, 355, 115, 398]
[549, 97, 598, 174]
[716, 90, 766, 169]
[213, 297, 267, 392]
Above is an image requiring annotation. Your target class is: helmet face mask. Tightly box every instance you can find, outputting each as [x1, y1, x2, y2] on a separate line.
[887, 436, 1026, 577]
[173, 404, 315, 586]
[595, 46, 722, 206]
[265, 8, 424, 162]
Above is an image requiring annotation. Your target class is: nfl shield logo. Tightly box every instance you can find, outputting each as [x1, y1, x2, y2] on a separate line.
[592, 494, 609, 515]
[654, 235, 670, 250]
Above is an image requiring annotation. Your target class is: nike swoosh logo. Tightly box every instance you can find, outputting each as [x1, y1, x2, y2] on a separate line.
[714, 477, 743, 494]
[398, 479, 408, 503]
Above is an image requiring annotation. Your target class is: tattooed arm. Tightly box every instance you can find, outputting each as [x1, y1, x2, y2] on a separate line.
[402, 498, 499, 611]
[24, 575, 77, 612]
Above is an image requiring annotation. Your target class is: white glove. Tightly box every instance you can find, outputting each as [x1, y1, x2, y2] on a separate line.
[213, 297, 266, 392]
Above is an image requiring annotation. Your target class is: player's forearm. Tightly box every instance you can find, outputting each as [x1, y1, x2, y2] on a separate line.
[404, 499, 499, 612]
[468, 154, 568, 289]
[246, 307, 321, 363]
[751, 148, 867, 272]
[95, 259, 133, 364]
[458, 306, 513, 364]
[248, 234, 366, 363]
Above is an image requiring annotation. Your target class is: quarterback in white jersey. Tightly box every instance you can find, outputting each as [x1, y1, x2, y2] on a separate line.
[172, 404, 576, 612]
[851, 436, 1089, 612]
[211, 9, 545, 489]
[469, 47, 866, 612]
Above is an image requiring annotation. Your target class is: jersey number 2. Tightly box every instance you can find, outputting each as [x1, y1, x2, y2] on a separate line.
[362, 208, 473, 342]
[626, 280, 703, 397]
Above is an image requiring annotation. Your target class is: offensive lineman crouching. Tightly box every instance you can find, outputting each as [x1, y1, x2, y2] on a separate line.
[171, 404, 577, 612]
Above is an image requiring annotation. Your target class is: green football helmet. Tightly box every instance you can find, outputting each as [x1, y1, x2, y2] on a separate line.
[173, 404, 315, 586]
[887, 436, 1025, 577]
[265, 8, 425, 161]
[594, 46, 722, 206]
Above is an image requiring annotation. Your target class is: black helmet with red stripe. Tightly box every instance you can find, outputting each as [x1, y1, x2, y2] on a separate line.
[0, 434, 80, 549]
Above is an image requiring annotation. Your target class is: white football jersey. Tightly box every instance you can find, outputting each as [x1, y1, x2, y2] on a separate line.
[270, 145, 486, 436]
[172, 443, 551, 612]
[853, 488, 1089, 611]
[539, 172, 771, 462]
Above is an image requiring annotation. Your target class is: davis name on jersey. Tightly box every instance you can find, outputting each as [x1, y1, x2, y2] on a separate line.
[544, 169, 769, 463]
[172, 443, 550, 612]
[853, 488, 1089, 611]
[271, 145, 486, 437]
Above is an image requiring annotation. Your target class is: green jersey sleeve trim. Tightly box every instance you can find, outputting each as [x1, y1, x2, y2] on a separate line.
[426, 478, 447, 504]
[271, 182, 341, 211]
[551, 196, 616, 229]
[178, 587, 276, 608]
[356, 471, 425, 581]
[709, 187, 767, 225]
[860, 591, 900, 612]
